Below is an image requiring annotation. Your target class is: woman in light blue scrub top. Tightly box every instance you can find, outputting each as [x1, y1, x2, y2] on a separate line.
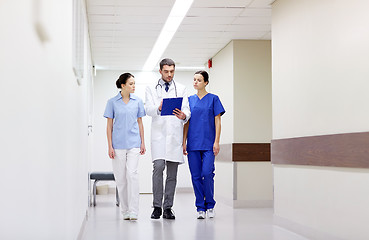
[104, 73, 146, 221]
[183, 70, 225, 219]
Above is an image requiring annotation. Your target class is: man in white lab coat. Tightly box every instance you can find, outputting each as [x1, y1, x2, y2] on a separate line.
[145, 58, 191, 219]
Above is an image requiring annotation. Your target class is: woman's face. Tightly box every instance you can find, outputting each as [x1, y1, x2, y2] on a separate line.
[122, 77, 135, 93]
[193, 73, 207, 90]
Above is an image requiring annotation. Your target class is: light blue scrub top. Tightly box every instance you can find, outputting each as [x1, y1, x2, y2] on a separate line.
[104, 93, 146, 149]
[187, 93, 225, 151]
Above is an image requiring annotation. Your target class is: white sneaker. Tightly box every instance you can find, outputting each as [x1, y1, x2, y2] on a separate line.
[130, 213, 138, 220]
[123, 213, 130, 220]
[207, 209, 215, 218]
[197, 211, 206, 219]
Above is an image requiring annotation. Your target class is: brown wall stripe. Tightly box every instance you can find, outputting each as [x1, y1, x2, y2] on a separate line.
[216, 143, 271, 162]
[271, 132, 369, 168]
[233, 143, 271, 162]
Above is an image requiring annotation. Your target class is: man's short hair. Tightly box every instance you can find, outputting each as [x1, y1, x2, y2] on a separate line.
[159, 58, 175, 70]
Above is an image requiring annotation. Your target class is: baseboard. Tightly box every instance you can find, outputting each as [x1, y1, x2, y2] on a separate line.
[214, 194, 234, 207]
[176, 187, 193, 193]
[105, 187, 194, 195]
[234, 200, 273, 208]
[76, 210, 88, 240]
[215, 194, 273, 208]
[274, 215, 346, 240]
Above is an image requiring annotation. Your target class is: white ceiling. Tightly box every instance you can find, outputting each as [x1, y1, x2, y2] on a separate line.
[86, 0, 273, 71]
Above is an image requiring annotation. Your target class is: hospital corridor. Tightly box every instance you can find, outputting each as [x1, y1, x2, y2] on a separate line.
[1, 0, 368, 239]
[80, 192, 307, 240]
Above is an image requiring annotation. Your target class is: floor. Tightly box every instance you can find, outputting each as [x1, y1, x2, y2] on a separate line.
[81, 192, 308, 240]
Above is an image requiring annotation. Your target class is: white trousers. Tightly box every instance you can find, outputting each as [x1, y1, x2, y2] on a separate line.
[112, 148, 140, 215]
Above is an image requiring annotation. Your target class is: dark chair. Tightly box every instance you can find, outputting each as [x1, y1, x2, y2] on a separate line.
[89, 172, 119, 207]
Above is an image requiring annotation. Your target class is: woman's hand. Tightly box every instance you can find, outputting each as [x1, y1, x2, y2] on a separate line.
[213, 142, 220, 156]
[140, 143, 146, 155]
[108, 147, 115, 159]
[183, 143, 188, 155]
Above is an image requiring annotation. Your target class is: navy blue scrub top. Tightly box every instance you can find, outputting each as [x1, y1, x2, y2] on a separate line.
[187, 93, 225, 151]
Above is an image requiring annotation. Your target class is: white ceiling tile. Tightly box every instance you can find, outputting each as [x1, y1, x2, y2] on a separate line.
[114, 15, 167, 24]
[86, 0, 272, 70]
[178, 24, 228, 32]
[114, 6, 171, 16]
[232, 16, 271, 25]
[182, 16, 235, 25]
[192, 0, 253, 8]
[219, 31, 269, 39]
[226, 24, 270, 32]
[87, 0, 116, 6]
[174, 31, 223, 38]
[88, 15, 116, 23]
[240, 8, 271, 16]
[87, 6, 116, 14]
[187, 7, 244, 17]
[248, 0, 274, 8]
[261, 31, 272, 39]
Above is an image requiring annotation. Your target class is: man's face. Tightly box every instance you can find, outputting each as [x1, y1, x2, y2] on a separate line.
[159, 65, 175, 82]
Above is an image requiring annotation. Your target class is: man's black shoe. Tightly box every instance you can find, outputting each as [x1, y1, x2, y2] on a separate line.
[151, 207, 162, 219]
[163, 208, 175, 219]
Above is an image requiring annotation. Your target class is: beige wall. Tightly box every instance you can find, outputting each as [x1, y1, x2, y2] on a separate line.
[233, 40, 272, 143]
[211, 40, 273, 207]
[235, 162, 273, 207]
[272, 0, 369, 238]
[210, 40, 272, 145]
[232, 40, 273, 206]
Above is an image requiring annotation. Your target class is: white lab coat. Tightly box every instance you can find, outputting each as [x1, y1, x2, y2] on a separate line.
[145, 79, 191, 163]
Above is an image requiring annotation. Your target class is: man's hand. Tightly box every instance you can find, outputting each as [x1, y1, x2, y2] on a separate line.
[173, 108, 186, 120]
[158, 100, 163, 111]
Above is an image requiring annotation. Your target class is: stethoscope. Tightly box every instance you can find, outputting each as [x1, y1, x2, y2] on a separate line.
[155, 79, 178, 98]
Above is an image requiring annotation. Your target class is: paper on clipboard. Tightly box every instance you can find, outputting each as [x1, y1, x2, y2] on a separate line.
[161, 97, 183, 116]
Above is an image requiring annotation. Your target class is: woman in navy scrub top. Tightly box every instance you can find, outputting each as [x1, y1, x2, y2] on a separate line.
[183, 70, 225, 219]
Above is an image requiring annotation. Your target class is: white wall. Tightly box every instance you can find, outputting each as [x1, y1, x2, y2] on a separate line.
[273, 0, 369, 139]
[210, 42, 235, 204]
[274, 165, 369, 239]
[0, 1, 92, 239]
[209, 41, 234, 145]
[93, 70, 195, 193]
[272, 0, 369, 238]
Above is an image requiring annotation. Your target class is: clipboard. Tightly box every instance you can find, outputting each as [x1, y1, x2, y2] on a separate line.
[161, 97, 183, 116]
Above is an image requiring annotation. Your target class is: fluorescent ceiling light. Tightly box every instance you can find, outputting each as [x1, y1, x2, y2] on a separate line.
[142, 0, 194, 71]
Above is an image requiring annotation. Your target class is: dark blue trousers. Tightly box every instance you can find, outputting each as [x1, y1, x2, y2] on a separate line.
[187, 150, 216, 211]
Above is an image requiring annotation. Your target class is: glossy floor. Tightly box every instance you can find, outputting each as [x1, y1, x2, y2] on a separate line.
[81, 192, 307, 240]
